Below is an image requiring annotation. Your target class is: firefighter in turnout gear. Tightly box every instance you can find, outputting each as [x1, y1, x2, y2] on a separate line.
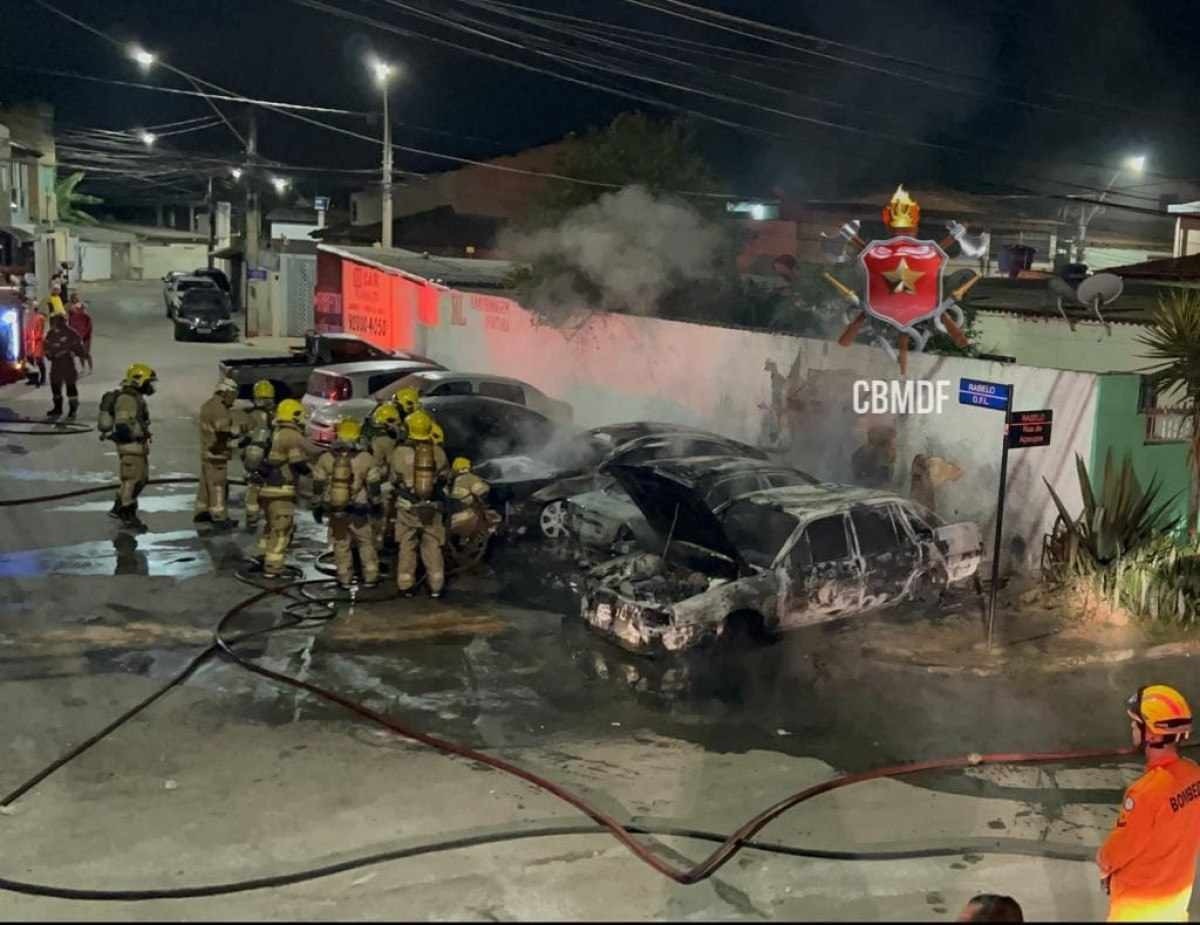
[253, 398, 311, 578]
[392, 386, 421, 419]
[313, 418, 384, 589]
[194, 378, 241, 528]
[99, 363, 156, 530]
[389, 408, 449, 596]
[1098, 684, 1200, 921]
[446, 456, 495, 539]
[364, 403, 402, 549]
[238, 380, 276, 527]
[43, 313, 88, 420]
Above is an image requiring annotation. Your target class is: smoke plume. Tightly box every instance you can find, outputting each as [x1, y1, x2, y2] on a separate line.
[502, 185, 726, 319]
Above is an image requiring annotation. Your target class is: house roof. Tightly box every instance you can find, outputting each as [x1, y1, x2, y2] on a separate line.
[94, 222, 208, 243]
[318, 243, 515, 290]
[61, 223, 138, 244]
[1105, 253, 1200, 281]
[313, 205, 504, 252]
[964, 276, 1175, 325]
[267, 207, 320, 224]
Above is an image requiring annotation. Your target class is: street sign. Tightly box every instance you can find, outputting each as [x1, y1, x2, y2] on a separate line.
[314, 196, 330, 211]
[1008, 409, 1053, 449]
[958, 377, 1011, 411]
[247, 267, 268, 281]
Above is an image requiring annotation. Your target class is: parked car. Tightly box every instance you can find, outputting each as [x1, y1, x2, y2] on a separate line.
[580, 460, 983, 655]
[174, 288, 238, 342]
[164, 275, 219, 319]
[475, 424, 767, 542]
[303, 359, 445, 446]
[566, 455, 820, 552]
[190, 267, 231, 294]
[386, 369, 573, 424]
[219, 331, 438, 400]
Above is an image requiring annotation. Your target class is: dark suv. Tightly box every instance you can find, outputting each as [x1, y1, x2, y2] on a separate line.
[174, 288, 238, 342]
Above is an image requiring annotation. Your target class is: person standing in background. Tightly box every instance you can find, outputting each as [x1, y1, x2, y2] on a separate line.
[43, 313, 87, 419]
[67, 294, 93, 372]
[24, 299, 46, 387]
[47, 285, 65, 317]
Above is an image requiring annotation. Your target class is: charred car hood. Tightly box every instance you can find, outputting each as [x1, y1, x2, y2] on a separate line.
[604, 463, 748, 571]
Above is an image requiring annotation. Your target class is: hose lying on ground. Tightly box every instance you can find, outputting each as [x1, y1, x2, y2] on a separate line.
[0, 492, 1168, 900]
[0, 477, 247, 508]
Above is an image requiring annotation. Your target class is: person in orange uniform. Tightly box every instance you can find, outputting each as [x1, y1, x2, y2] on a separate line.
[1097, 684, 1200, 922]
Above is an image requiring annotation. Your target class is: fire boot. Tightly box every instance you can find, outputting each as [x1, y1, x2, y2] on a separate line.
[193, 512, 213, 524]
[108, 498, 122, 520]
[46, 402, 62, 418]
[119, 505, 148, 531]
[66, 399, 79, 421]
[209, 517, 238, 530]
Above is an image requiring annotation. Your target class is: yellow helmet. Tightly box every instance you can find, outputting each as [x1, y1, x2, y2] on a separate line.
[431, 421, 445, 446]
[371, 403, 401, 426]
[274, 398, 305, 424]
[452, 456, 471, 473]
[252, 379, 276, 401]
[1127, 684, 1193, 742]
[335, 418, 363, 445]
[405, 408, 434, 441]
[393, 386, 421, 415]
[124, 363, 157, 388]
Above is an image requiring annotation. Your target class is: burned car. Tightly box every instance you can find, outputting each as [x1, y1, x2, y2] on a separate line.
[580, 460, 982, 655]
[475, 423, 766, 541]
[567, 455, 820, 553]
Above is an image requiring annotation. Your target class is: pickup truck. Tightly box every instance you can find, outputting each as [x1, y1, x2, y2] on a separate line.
[218, 331, 438, 400]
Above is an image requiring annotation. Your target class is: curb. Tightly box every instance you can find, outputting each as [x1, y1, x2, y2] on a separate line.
[856, 639, 1200, 678]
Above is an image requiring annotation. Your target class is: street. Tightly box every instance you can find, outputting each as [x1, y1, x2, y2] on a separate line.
[0, 279, 1196, 921]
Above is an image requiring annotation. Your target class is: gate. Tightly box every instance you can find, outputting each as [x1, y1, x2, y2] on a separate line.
[280, 254, 316, 336]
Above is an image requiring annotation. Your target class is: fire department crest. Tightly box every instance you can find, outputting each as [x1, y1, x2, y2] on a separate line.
[820, 186, 988, 373]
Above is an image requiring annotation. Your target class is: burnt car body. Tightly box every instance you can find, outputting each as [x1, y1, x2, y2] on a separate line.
[418, 394, 563, 464]
[567, 454, 819, 553]
[474, 424, 767, 540]
[580, 460, 982, 655]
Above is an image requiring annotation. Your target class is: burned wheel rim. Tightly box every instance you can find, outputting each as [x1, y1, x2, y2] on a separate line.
[539, 500, 570, 539]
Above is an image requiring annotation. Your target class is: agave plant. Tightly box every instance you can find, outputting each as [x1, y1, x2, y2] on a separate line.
[1043, 450, 1179, 574]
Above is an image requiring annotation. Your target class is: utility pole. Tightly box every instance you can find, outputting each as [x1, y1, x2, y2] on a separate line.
[243, 108, 259, 334]
[206, 176, 215, 269]
[381, 81, 393, 248]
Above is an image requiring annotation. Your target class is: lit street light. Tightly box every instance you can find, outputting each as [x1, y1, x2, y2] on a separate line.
[230, 167, 243, 180]
[138, 130, 157, 146]
[368, 55, 397, 248]
[1074, 154, 1148, 263]
[128, 44, 156, 70]
[271, 177, 289, 194]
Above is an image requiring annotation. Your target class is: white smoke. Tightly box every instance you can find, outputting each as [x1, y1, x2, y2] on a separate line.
[502, 185, 727, 317]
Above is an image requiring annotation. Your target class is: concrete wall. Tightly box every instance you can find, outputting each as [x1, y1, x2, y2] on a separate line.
[411, 288, 1100, 574]
[974, 312, 1150, 373]
[270, 222, 320, 241]
[136, 243, 209, 280]
[1091, 374, 1192, 534]
[77, 242, 111, 281]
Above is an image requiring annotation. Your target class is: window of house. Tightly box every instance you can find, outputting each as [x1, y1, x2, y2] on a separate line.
[1140, 375, 1193, 444]
[805, 515, 850, 563]
[850, 505, 903, 556]
[478, 381, 525, 404]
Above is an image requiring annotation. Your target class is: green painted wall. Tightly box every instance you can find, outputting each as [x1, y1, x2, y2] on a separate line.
[1090, 374, 1191, 534]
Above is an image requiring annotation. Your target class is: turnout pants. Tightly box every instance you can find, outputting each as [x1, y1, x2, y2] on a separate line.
[49, 362, 79, 414]
[257, 495, 296, 577]
[330, 511, 379, 586]
[116, 446, 149, 507]
[394, 506, 446, 593]
[194, 458, 230, 520]
[244, 482, 262, 524]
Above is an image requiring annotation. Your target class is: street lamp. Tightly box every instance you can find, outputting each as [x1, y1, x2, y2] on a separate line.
[271, 176, 289, 195]
[138, 130, 157, 146]
[230, 167, 243, 180]
[369, 55, 396, 248]
[1074, 154, 1148, 263]
[128, 44, 156, 71]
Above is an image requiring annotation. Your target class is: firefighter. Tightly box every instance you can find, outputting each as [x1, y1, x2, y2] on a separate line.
[364, 403, 402, 549]
[430, 419, 445, 449]
[1097, 684, 1200, 922]
[389, 408, 449, 597]
[42, 313, 87, 420]
[253, 398, 311, 578]
[392, 385, 421, 420]
[445, 456, 495, 540]
[312, 418, 384, 590]
[194, 378, 241, 528]
[99, 363, 157, 531]
[238, 380, 276, 528]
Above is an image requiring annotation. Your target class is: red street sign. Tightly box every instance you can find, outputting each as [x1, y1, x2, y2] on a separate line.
[859, 235, 948, 332]
[1008, 409, 1053, 448]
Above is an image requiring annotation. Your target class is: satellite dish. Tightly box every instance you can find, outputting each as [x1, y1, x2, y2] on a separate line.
[1076, 273, 1124, 306]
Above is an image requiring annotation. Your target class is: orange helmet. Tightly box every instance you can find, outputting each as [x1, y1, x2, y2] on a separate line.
[1127, 685, 1192, 742]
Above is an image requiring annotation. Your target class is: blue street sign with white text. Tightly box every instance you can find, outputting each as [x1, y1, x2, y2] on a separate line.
[959, 377, 1011, 411]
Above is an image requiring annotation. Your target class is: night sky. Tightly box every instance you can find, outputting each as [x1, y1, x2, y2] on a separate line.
[8, 0, 1200, 207]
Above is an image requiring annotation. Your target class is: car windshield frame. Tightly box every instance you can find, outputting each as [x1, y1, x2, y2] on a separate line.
[718, 498, 802, 568]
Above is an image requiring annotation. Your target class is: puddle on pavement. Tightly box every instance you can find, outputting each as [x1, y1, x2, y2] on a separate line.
[3, 468, 118, 484]
[0, 529, 214, 578]
[51, 490, 198, 514]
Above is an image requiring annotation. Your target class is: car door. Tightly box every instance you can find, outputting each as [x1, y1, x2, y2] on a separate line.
[849, 503, 920, 609]
[779, 513, 864, 626]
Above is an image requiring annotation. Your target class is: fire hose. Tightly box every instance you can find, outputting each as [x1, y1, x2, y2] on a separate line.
[0, 415, 93, 435]
[0, 486, 1181, 901]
